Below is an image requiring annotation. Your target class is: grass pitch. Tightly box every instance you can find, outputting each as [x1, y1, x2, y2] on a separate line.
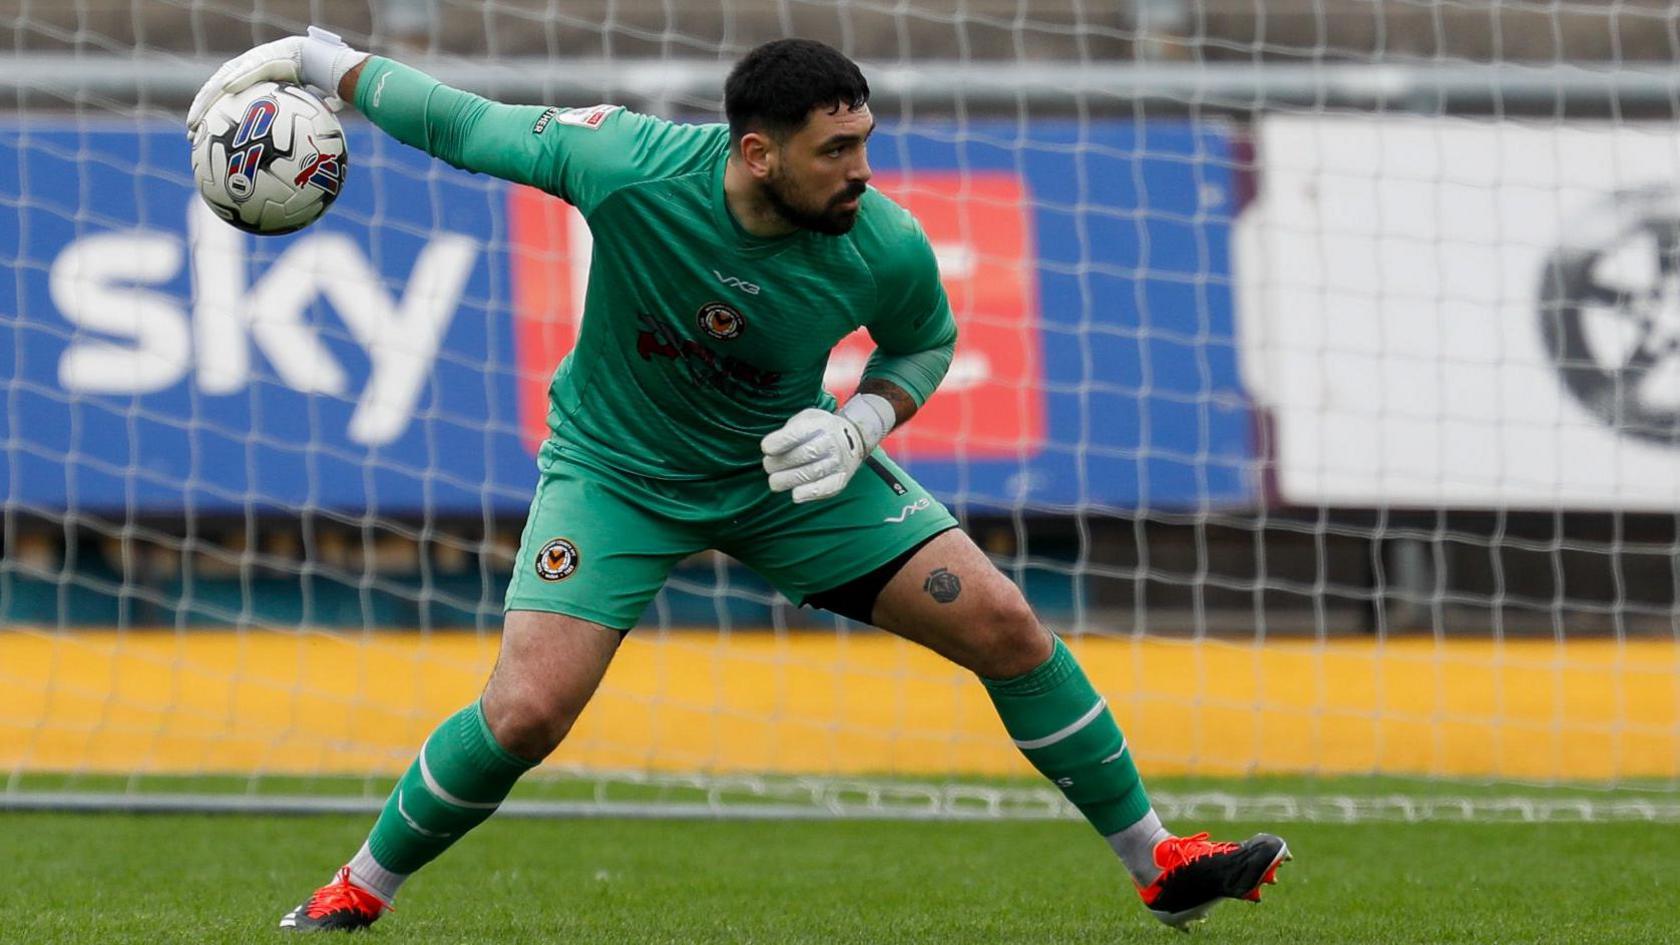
[5, 796, 1669, 944]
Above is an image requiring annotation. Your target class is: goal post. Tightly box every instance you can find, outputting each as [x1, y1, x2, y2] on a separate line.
[3, 1, 1679, 822]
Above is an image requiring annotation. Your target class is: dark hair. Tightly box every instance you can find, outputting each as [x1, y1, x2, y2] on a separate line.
[724, 38, 870, 146]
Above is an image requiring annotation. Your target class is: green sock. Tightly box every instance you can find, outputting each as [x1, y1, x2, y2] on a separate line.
[364, 701, 536, 876]
[982, 637, 1152, 835]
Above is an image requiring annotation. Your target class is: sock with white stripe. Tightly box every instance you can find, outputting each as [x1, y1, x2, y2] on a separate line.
[360, 701, 536, 886]
[982, 637, 1157, 877]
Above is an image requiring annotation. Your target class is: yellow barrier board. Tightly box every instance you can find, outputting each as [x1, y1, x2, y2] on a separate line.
[2, 630, 1676, 780]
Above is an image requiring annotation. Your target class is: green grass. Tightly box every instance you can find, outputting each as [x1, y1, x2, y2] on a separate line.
[5, 806, 1670, 944]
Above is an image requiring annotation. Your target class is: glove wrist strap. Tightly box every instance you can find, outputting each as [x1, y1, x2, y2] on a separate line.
[839, 393, 896, 454]
[303, 26, 369, 96]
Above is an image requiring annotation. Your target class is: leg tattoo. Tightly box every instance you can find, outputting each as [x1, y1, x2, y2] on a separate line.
[923, 567, 962, 603]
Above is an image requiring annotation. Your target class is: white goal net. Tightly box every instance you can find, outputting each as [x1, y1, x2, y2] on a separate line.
[3, 1, 1678, 822]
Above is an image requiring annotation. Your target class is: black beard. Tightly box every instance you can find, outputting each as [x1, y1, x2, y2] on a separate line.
[762, 175, 864, 236]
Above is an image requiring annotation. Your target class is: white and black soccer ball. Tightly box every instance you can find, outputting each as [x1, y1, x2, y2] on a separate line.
[190, 80, 347, 235]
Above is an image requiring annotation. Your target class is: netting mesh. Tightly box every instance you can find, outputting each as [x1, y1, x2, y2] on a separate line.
[2, 1, 1678, 818]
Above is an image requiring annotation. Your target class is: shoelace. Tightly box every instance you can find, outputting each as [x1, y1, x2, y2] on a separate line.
[305, 867, 389, 919]
[1155, 832, 1242, 872]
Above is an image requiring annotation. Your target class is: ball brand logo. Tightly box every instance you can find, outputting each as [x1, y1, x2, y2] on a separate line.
[535, 538, 580, 581]
[223, 97, 278, 203]
[292, 136, 344, 196]
[696, 301, 745, 340]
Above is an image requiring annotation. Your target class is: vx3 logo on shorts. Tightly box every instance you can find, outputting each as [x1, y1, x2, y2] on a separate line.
[713, 269, 761, 295]
[883, 497, 932, 523]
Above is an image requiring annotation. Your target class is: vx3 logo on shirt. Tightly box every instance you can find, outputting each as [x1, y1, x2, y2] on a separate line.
[713, 270, 761, 295]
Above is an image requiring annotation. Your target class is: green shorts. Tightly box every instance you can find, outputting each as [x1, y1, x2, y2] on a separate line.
[503, 441, 959, 630]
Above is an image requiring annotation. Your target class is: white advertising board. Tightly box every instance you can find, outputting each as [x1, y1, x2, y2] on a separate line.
[1236, 116, 1680, 509]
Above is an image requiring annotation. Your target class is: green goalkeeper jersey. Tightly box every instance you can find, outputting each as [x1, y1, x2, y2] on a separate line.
[354, 59, 957, 479]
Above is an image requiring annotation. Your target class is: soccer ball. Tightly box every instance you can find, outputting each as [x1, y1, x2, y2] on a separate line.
[190, 81, 347, 235]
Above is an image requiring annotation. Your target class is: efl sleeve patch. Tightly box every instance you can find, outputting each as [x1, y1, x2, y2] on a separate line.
[555, 104, 622, 130]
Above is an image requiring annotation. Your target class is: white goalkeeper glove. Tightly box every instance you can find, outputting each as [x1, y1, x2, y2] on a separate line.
[185, 26, 368, 138]
[761, 393, 897, 504]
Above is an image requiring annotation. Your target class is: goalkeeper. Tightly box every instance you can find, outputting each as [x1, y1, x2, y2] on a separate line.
[187, 28, 1288, 934]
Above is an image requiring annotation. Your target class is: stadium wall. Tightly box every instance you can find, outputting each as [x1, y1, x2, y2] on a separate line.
[6, 630, 1677, 780]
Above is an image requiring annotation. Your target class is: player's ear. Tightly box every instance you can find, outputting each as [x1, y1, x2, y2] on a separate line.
[737, 130, 776, 180]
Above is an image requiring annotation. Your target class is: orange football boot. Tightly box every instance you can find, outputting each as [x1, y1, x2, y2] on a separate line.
[1136, 831, 1290, 929]
[279, 866, 390, 933]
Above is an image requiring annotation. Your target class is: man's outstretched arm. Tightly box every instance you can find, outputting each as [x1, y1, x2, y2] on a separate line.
[337, 54, 570, 193]
[186, 26, 673, 210]
[187, 28, 557, 189]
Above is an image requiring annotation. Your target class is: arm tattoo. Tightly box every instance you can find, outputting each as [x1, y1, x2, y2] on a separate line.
[857, 378, 919, 426]
[923, 567, 961, 603]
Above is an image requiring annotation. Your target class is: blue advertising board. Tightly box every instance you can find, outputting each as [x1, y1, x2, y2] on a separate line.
[0, 116, 1255, 518]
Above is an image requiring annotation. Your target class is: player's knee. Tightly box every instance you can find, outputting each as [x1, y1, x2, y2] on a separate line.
[481, 688, 580, 761]
[971, 589, 1052, 678]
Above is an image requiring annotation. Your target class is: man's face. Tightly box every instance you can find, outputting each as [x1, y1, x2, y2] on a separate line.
[760, 103, 875, 236]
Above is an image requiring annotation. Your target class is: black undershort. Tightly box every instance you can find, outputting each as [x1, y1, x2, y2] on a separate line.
[802, 525, 957, 624]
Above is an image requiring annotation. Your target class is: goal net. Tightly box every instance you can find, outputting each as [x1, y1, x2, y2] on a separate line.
[3, 1, 1678, 822]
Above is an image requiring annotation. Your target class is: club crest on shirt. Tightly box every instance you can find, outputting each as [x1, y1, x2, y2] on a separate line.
[635, 314, 781, 399]
[696, 301, 745, 341]
[534, 538, 580, 581]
